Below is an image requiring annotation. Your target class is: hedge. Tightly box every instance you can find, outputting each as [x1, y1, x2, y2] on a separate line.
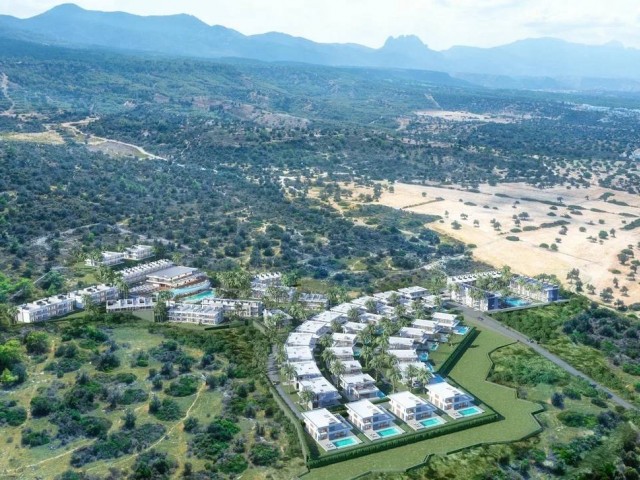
[307, 412, 499, 468]
[436, 327, 478, 376]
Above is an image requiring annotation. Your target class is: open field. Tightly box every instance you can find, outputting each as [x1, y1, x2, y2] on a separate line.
[360, 182, 639, 305]
[303, 327, 543, 479]
[0, 131, 64, 144]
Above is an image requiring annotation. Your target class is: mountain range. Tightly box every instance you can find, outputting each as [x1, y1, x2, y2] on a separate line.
[2, 3, 640, 91]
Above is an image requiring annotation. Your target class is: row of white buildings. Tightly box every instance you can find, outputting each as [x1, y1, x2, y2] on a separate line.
[85, 244, 154, 267]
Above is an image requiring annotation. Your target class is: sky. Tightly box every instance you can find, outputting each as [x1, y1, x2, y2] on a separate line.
[1, 0, 639, 50]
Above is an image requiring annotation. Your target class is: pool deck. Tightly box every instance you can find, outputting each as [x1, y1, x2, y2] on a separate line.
[405, 413, 447, 431]
[364, 424, 405, 441]
[445, 406, 484, 420]
[318, 434, 362, 452]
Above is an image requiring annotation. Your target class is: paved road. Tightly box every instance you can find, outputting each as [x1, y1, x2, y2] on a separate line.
[266, 347, 303, 419]
[456, 304, 637, 411]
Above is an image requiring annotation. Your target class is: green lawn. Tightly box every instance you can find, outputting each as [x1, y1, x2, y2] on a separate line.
[303, 328, 543, 479]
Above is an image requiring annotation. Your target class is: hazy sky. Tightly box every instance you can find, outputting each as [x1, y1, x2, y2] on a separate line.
[1, 0, 639, 50]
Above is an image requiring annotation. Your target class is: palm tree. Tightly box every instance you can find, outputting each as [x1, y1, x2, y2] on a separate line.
[329, 359, 346, 380]
[114, 275, 129, 300]
[369, 354, 386, 381]
[364, 299, 378, 314]
[379, 317, 396, 337]
[388, 365, 402, 393]
[417, 369, 432, 393]
[406, 364, 420, 389]
[375, 334, 389, 351]
[359, 344, 373, 369]
[356, 327, 373, 347]
[280, 363, 297, 392]
[321, 348, 336, 366]
[347, 307, 361, 323]
[319, 335, 333, 349]
[274, 343, 286, 366]
[330, 319, 343, 333]
[299, 388, 316, 409]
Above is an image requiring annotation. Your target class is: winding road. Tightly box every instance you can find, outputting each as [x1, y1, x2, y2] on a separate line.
[456, 304, 637, 411]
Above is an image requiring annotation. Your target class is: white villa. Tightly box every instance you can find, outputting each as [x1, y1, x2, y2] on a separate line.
[432, 312, 460, 331]
[341, 360, 363, 375]
[296, 320, 332, 337]
[332, 333, 357, 347]
[346, 399, 394, 432]
[330, 302, 367, 316]
[285, 346, 314, 363]
[359, 312, 384, 324]
[339, 373, 381, 401]
[299, 293, 329, 310]
[387, 349, 419, 364]
[311, 310, 347, 324]
[388, 391, 437, 422]
[427, 381, 474, 412]
[388, 336, 415, 350]
[299, 377, 341, 408]
[85, 250, 126, 267]
[290, 361, 322, 389]
[167, 303, 224, 325]
[398, 327, 429, 343]
[302, 408, 353, 443]
[411, 319, 442, 335]
[327, 346, 355, 361]
[342, 321, 367, 334]
[286, 333, 317, 348]
[398, 286, 429, 301]
[252, 272, 282, 287]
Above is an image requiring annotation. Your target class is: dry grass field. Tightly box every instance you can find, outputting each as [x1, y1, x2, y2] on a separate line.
[349, 182, 639, 305]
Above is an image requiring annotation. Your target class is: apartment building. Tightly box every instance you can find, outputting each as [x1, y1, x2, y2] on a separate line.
[72, 284, 119, 308]
[16, 294, 75, 323]
[167, 303, 224, 325]
[106, 297, 156, 312]
[119, 259, 175, 285]
[202, 298, 264, 318]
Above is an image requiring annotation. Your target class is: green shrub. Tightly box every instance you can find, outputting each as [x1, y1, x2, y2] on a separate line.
[21, 428, 51, 447]
[165, 375, 199, 397]
[150, 398, 183, 421]
[0, 400, 27, 426]
[557, 411, 597, 428]
[120, 388, 149, 405]
[250, 443, 280, 466]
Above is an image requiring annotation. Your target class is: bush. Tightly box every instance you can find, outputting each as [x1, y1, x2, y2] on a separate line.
[150, 398, 183, 421]
[0, 400, 27, 426]
[218, 453, 249, 474]
[95, 352, 120, 372]
[250, 443, 280, 466]
[120, 388, 149, 405]
[557, 411, 597, 428]
[21, 428, 51, 447]
[24, 331, 50, 354]
[30, 395, 60, 417]
[130, 449, 177, 480]
[505, 236, 520, 242]
[165, 375, 199, 397]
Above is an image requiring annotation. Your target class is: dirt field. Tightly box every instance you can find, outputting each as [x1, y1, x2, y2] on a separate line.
[0, 131, 64, 144]
[354, 182, 640, 305]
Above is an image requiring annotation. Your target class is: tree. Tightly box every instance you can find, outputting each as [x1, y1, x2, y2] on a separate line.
[600, 288, 614, 303]
[321, 348, 336, 366]
[217, 270, 251, 298]
[0, 304, 19, 328]
[347, 307, 361, 323]
[114, 275, 129, 299]
[23, 331, 50, 354]
[599, 230, 609, 240]
[388, 365, 402, 393]
[299, 388, 315, 409]
[359, 345, 373, 368]
[281, 272, 299, 287]
[280, 363, 296, 392]
[329, 359, 346, 379]
[123, 409, 136, 429]
[154, 299, 169, 323]
[364, 299, 378, 314]
[406, 364, 420, 389]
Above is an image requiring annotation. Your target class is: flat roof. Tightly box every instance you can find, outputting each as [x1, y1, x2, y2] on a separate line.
[285, 346, 314, 360]
[330, 302, 365, 314]
[340, 373, 375, 384]
[286, 333, 317, 346]
[297, 320, 330, 333]
[388, 336, 415, 345]
[343, 322, 367, 332]
[388, 391, 430, 409]
[148, 265, 198, 280]
[398, 286, 428, 294]
[302, 408, 344, 429]
[399, 327, 427, 336]
[433, 312, 457, 321]
[328, 346, 354, 357]
[347, 399, 384, 418]
[387, 349, 418, 360]
[291, 361, 321, 376]
[342, 360, 363, 371]
[428, 381, 468, 398]
[311, 311, 346, 323]
[300, 376, 338, 394]
[332, 333, 357, 342]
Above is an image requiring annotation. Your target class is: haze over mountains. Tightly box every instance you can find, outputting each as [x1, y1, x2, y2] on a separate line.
[2, 3, 640, 91]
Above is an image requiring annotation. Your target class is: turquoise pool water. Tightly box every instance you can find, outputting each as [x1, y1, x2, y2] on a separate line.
[453, 326, 470, 335]
[333, 437, 358, 448]
[376, 391, 386, 398]
[376, 426, 403, 438]
[419, 417, 444, 428]
[429, 342, 439, 351]
[183, 290, 216, 303]
[458, 406, 483, 417]
[502, 297, 530, 308]
[419, 352, 429, 362]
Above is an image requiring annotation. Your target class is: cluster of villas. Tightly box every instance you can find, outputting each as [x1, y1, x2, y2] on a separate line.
[251, 272, 329, 310]
[302, 386, 482, 451]
[448, 271, 559, 311]
[279, 286, 482, 450]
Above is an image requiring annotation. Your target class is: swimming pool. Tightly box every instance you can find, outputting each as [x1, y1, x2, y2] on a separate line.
[419, 417, 445, 428]
[183, 290, 216, 303]
[502, 297, 530, 308]
[333, 437, 358, 448]
[457, 406, 483, 417]
[170, 281, 211, 298]
[419, 352, 429, 362]
[376, 426, 403, 438]
[453, 326, 470, 335]
[376, 391, 386, 398]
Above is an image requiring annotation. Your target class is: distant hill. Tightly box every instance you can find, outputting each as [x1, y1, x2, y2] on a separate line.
[1, 4, 640, 89]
